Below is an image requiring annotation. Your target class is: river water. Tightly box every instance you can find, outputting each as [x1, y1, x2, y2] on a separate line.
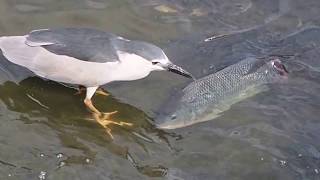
[0, 0, 320, 179]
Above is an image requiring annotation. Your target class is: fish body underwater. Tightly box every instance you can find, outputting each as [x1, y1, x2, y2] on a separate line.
[156, 57, 288, 129]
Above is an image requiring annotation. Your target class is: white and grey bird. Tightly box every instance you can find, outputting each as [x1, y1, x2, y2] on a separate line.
[0, 27, 193, 137]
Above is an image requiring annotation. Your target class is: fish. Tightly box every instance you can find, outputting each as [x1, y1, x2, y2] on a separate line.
[155, 57, 288, 129]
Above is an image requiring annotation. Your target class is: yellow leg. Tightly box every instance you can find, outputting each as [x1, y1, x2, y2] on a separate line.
[95, 88, 110, 96]
[84, 98, 133, 139]
[84, 98, 101, 115]
[92, 113, 132, 139]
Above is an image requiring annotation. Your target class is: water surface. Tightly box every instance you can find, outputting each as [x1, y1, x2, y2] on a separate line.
[0, 0, 320, 179]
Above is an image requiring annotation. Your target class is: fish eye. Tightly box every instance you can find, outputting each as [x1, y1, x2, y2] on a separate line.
[171, 114, 177, 120]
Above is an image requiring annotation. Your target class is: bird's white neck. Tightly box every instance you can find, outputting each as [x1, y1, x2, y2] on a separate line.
[104, 53, 155, 83]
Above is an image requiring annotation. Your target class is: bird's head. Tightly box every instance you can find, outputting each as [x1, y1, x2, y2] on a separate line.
[116, 39, 194, 79]
[150, 57, 194, 79]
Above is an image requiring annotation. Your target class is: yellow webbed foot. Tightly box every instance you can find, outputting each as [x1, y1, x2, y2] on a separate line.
[93, 111, 133, 139]
[82, 87, 132, 139]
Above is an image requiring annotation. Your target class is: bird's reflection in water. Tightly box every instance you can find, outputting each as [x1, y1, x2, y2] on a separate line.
[0, 77, 178, 177]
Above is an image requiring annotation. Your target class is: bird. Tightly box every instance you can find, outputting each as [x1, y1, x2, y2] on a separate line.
[0, 27, 193, 138]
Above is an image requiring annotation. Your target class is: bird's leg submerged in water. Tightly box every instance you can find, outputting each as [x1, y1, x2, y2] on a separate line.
[95, 88, 110, 96]
[75, 85, 109, 96]
[92, 113, 132, 139]
[84, 86, 132, 138]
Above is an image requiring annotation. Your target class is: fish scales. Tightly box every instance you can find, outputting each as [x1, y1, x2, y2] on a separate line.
[156, 57, 288, 129]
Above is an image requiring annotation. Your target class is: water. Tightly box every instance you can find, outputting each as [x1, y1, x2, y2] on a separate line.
[0, 0, 320, 179]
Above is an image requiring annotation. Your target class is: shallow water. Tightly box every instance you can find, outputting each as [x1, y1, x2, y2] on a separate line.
[0, 0, 320, 179]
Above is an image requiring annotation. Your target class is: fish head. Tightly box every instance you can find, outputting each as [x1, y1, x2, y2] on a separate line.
[155, 103, 198, 129]
[258, 58, 289, 82]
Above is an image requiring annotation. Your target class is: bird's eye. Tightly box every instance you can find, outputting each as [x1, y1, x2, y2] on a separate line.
[152, 62, 159, 65]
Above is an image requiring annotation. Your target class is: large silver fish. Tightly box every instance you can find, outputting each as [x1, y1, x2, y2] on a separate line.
[155, 57, 288, 129]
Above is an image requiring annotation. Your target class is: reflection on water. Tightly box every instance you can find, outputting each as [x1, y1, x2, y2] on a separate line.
[0, 77, 176, 178]
[0, 0, 320, 179]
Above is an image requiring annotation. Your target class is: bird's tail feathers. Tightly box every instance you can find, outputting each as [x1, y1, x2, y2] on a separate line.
[0, 36, 39, 67]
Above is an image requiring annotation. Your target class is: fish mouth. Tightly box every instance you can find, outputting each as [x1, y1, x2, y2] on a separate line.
[167, 63, 195, 79]
[271, 59, 289, 76]
[155, 114, 192, 130]
[156, 121, 185, 130]
[154, 114, 185, 130]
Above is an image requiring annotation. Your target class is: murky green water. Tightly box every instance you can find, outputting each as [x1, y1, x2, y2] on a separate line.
[0, 0, 320, 179]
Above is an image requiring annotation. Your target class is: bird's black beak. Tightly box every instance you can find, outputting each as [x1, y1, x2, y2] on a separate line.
[167, 63, 194, 79]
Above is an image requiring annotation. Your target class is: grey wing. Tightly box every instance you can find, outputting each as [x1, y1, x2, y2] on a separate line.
[111, 38, 168, 61]
[25, 28, 120, 63]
